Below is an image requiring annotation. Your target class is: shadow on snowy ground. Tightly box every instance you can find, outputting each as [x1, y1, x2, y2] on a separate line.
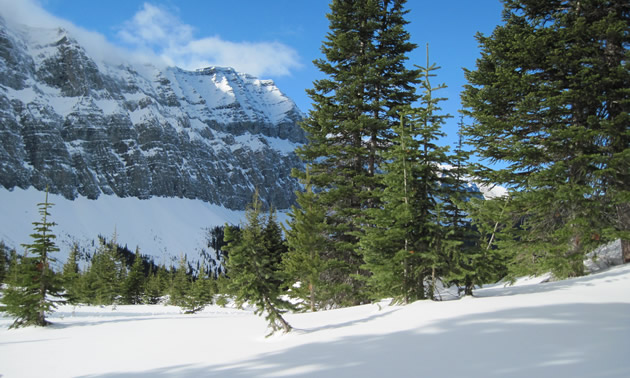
[476, 267, 630, 298]
[293, 307, 402, 334]
[48, 315, 187, 329]
[82, 302, 630, 378]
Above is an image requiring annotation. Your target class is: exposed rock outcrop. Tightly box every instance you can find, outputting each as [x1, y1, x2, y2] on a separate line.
[0, 18, 306, 210]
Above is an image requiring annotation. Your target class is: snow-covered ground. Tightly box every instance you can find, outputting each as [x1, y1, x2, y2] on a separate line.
[1, 264, 629, 377]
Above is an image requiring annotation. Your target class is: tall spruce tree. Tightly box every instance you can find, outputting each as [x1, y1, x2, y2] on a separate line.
[360, 47, 451, 303]
[439, 123, 494, 296]
[81, 235, 125, 305]
[122, 248, 145, 305]
[225, 191, 292, 335]
[181, 264, 214, 314]
[169, 255, 191, 307]
[143, 271, 162, 304]
[298, 0, 419, 306]
[61, 243, 81, 304]
[283, 167, 328, 311]
[263, 208, 288, 291]
[360, 111, 425, 303]
[461, 0, 630, 277]
[0, 189, 62, 327]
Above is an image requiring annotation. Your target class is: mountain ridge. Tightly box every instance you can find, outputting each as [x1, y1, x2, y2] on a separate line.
[0, 17, 305, 210]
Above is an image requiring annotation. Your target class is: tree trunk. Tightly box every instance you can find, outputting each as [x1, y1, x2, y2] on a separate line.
[617, 203, 630, 263]
[309, 281, 315, 312]
[567, 232, 584, 277]
[622, 239, 630, 264]
[264, 296, 292, 334]
[403, 257, 409, 305]
[430, 266, 436, 300]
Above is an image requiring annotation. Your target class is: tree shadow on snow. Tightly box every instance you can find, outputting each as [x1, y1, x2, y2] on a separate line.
[81, 302, 630, 378]
[292, 307, 402, 334]
[48, 315, 188, 329]
[476, 265, 630, 298]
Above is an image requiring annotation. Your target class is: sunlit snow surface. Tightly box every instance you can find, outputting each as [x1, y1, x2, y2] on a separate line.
[1, 264, 629, 377]
[0, 187, 248, 265]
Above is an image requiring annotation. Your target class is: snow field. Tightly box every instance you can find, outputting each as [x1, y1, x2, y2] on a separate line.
[0, 187, 248, 265]
[1, 263, 629, 377]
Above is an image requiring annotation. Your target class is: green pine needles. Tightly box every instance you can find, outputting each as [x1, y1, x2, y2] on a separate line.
[0, 188, 63, 328]
[298, 0, 420, 306]
[283, 167, 328, 311]
[122, 248, 146, 305]
[360, 46, 478, 303]
[461, 0, 630, 278]
[225, 191, 293, 335]
[292, 1, 498, 305]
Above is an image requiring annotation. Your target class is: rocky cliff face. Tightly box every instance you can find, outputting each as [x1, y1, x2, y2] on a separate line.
[0, 18, 306, 210]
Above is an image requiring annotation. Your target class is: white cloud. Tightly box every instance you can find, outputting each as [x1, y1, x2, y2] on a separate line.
[173, 37, 301, 77]
[0, 0, 301, 78]
[117, 3, 193, 49]
[0, 0, 143, 69]
[117, 3, 301, 77]
[0, 0, 64, 29]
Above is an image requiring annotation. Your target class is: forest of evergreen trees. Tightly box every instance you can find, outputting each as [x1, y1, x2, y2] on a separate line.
[1, 0, 628, 333]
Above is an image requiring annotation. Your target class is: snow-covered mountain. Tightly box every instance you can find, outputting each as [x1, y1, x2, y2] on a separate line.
[0, 16, 306, 210]
[0, 15, 506, 262]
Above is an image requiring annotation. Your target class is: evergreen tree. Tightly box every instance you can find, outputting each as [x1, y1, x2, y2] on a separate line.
[143, 270, 164, 305]
[181, 264, 214, 314]
[5, 248, 19, 285]
[283, 168, 328, 311]
[81, 235, 125, 305]
[263, 208, 288, 290]
[461, 0, 630, 277]
[122, 248, 145, 305]
[0, 241, 8, 284]
[61, 243, 82, 304]
[297, 0, 420, 305]
[157, 264, 171, 295]
[440, 124, 490, 296]
[0, 189, 63, 328]
[169, 255, 190, 307]
[361, 46, 451, 303]
[461, 195, 519, 283]
[141, 264, 170, 304]
[225, 191, 292, 335]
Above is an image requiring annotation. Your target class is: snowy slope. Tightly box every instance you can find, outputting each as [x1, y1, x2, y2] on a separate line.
[0, 187, 248, 265]
[1, 262, 629, 377]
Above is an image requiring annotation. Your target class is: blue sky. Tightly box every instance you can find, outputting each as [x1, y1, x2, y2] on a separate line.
[5, 0, 505, 149]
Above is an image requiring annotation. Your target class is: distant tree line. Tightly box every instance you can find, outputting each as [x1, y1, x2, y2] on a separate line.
[0, 198, 236, 328]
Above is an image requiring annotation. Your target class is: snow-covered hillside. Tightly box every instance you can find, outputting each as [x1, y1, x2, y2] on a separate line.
[0, 187, 249, 264]
[1, 262, 628, 377]
[0, 174, 506, 265]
